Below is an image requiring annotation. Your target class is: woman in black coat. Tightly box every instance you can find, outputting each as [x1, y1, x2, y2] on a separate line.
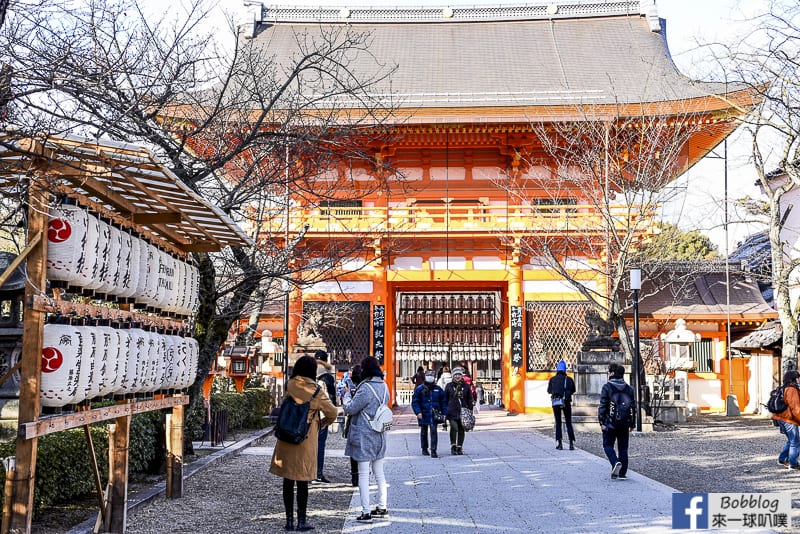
[444, 367, 474, 455]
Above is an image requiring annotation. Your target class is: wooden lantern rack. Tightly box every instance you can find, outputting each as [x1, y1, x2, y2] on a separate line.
[0, 135, 251, 533]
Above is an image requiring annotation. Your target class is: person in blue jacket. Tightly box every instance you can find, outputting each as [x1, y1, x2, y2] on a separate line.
[411, 369, 447, 458]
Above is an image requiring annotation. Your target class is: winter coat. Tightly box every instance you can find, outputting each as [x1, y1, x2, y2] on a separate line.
[411, 382, 447, 426]
[269, 376, 338, 481]
[598, 377, 636, 428]
[316, 360, 337, 406]
[343, 376, 389, 462]
[547, 371, 575, 405]
[773, 384, 800, 426]
[444, 380, 474, 420]
[437, 372, 452, 390]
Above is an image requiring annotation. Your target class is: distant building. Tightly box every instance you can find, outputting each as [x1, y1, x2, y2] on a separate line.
[177, 2, 763, 412]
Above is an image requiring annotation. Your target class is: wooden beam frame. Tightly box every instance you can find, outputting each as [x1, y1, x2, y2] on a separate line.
[17, 395, 188, 440]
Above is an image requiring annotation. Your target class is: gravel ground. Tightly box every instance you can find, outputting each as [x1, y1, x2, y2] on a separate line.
[34, 412, 798, 533]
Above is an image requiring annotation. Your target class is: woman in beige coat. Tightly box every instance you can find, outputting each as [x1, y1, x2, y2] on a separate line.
[270, 355, 338, 531]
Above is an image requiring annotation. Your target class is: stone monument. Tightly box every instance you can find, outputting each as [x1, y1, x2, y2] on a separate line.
[570, 309, 625, 430]
[289, 309, 327, 366]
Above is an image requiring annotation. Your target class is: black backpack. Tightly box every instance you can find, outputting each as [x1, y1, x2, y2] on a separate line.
[609, 387, 635, 428]
[767, 385, 788, 414]
[274, 386, 321, 444]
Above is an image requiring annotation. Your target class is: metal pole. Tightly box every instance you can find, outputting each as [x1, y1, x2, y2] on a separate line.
[723, 139, 739, 416]
[283, 144, 290, 391]
[633, 286, 642, 432]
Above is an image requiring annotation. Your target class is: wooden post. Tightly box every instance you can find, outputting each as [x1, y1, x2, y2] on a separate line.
[105, 416, 130, 533]
[10, 183, 48, 534]
[165, 403, 184, 499]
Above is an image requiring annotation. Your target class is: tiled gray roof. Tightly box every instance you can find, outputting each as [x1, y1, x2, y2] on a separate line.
[632, 272, 777, 320]
[249, 2, 738, 109]
[731, 320, 782, 350]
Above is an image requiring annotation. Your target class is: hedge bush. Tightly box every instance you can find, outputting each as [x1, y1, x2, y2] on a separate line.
[0, 388, 273, 515]
[0, 412, 160, 516]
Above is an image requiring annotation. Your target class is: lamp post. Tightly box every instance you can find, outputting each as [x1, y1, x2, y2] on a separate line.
[630, 268, 643, 432]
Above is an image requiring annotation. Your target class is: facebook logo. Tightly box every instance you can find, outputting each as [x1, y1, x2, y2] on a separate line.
[672, 493, 708, 529]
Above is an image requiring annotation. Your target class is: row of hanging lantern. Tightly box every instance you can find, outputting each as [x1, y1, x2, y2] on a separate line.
[46, 203, 200, 316]
[400, 309, 498, 327]
[40, 320, 199, 408]
[401, 293, 496, 311]
[395, 345, 502, 362]
[399, 326, 500, 346]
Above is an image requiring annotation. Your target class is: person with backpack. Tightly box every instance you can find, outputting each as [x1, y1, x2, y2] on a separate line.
[548, 359, 576, 450]
[269, 355, 338, 531]
[411, 368, 448, 458]
[445, 367, 475, 455]
[342, 356, 390, 522]
[598, 363, 636, 480]
[771, 369, 800, 470]
[314, 349, 337, 483]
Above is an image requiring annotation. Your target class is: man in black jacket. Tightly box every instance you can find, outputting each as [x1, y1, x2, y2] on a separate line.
[598, 363, 636, 480]
[547, 360, 575, 450]
[315, 350, 337, 483]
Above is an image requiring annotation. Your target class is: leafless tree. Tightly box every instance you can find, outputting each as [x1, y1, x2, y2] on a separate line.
[491, 106, 719, 412]
[702, 1, 800, 370]
[0, 0, 398, 410]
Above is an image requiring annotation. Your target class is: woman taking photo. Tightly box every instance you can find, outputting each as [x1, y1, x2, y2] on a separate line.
[343, 356, 390, 522]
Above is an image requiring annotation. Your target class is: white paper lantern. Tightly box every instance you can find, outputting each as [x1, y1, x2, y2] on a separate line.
[136, 328, 155, 393]
[175, 336, 199, 390]
[77, 212, 101, 289]
[187, 263, 200, 315]
[153, 333, 169, 391]
[46, 205, 89, 285]
[144, 244, 160, 308]
[162, 335, 180, 389]
[113, 328, 132, 395]
[95, 323, 120, 398]
[97, 225, 121, 296]
[86, 220, 111, 291]
[113, 230, 132, 298]
[119, 326, 146, 395]
[119, 234, 139, 301]
[154, 250, 174, 312]
[166, 260, 185, 315]
[134, 237, 150, 306]
[77, 325, 104, 401]
[41, 323, 82, 407]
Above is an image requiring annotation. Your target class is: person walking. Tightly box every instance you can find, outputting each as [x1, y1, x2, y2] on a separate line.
[340, 364, 362, 486]
[548, 359, 576, 450]
[436, 365, 452, 390]
[342, 356, 389, 522]
[772, 369, 800, 470]
[598, 363, 636, 480]
[269, 355, 338, 531]
[314, 349, 337, 484]
[444, 367, 474, 455]
[411, 369, 447, 458]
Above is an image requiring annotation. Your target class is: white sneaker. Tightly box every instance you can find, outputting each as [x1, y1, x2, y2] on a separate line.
[611, 462, 622, 479]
